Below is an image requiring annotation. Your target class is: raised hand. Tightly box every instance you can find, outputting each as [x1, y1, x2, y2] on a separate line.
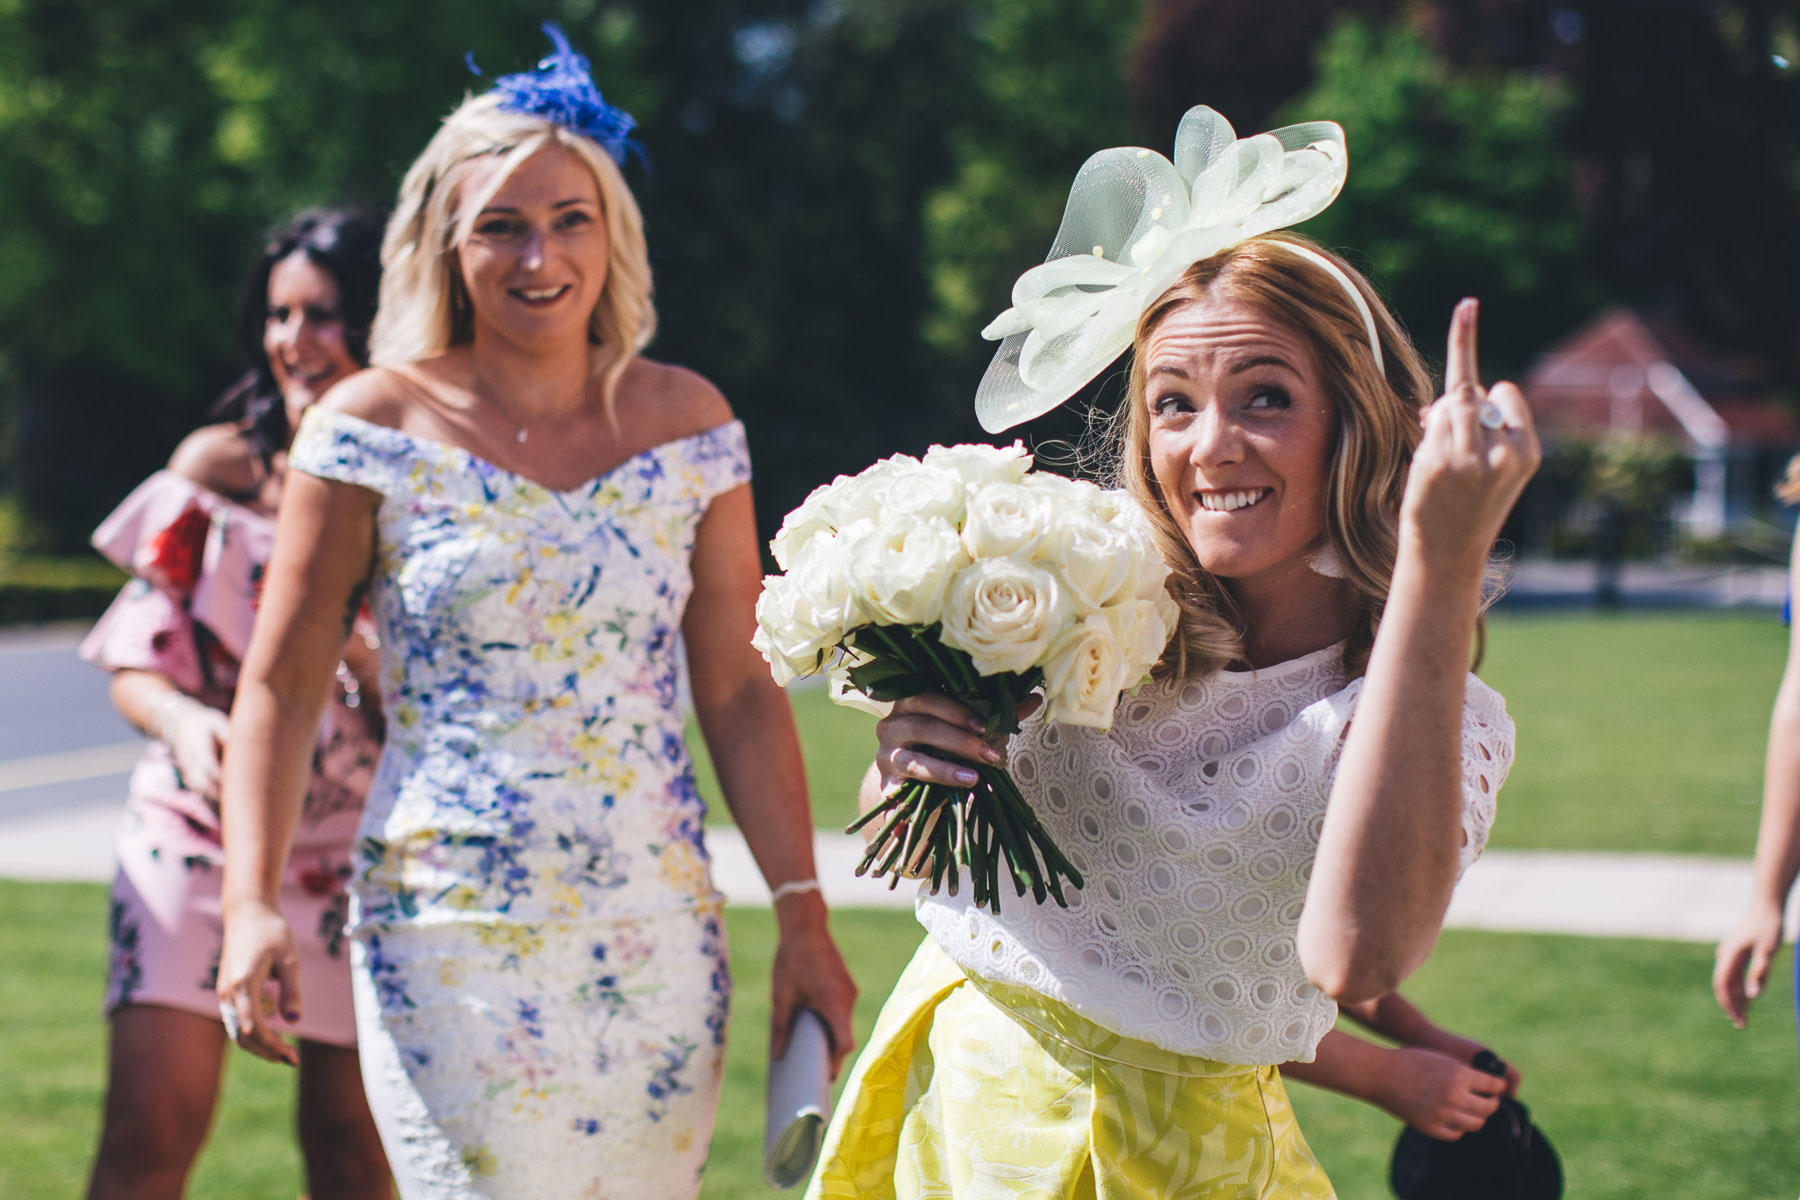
[1403, 299, 1542, 577]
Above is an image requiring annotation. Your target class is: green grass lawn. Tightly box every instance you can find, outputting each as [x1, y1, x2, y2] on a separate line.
[695, 612, 1792, 858]
[6, 880, 1796, 1198]
[691, 683, 877, 835]
[1479, 612, 1785, 856]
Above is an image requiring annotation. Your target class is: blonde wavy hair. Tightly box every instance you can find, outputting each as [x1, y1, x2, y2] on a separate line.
[1108, 232, 1462, 681]
[369, 92, 655, 414]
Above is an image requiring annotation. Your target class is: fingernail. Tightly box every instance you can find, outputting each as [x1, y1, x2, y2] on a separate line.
[966, 717, 986, 733]
[953, 767, 978, 786]
[981, 746, 1004, 765]
[284, 1010, 300, 1022]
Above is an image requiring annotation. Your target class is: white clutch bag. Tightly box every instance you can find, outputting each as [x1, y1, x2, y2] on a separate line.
[763, 1008, 834, 1189]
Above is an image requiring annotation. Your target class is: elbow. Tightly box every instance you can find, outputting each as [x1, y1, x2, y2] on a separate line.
[1296, 923, 1427, 1005]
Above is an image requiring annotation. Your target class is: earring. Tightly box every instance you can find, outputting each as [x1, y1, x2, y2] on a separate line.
[1305, 542, 1347, 578]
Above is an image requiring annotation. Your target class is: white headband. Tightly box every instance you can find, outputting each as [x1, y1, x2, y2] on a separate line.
[974, 106, 1381, 433]
[1263, 239, 1385, 376]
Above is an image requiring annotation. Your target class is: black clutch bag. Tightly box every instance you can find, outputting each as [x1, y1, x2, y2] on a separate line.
[1389, 1050, 1563, 1200]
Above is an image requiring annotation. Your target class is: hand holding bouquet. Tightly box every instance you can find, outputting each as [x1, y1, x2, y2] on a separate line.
[753, 443, 1178, 912]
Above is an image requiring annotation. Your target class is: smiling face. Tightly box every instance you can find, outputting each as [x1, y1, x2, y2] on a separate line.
[1143, 293, 1339, 598]
[455, 142, 609, 349]
[263, 252, 360, 413]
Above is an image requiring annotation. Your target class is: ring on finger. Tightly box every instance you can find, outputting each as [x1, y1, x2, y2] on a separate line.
[1477, 399, 1506, 430]
[218, 1000, 241, 1042]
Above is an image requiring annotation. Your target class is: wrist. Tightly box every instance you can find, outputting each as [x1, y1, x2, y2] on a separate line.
[773, 885, 829, 932]
[1395, 524, 1491, 596]
[148, 689, 203, 742]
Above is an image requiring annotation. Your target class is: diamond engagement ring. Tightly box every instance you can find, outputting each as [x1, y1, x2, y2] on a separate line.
[1477, 399, 1506, 430]
[219, 1001, 241, 1042]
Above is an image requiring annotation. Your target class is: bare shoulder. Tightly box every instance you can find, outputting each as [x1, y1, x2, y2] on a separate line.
[316, 366, 420, 430]
[167, 424, 261, 496]
[618, 358, 735, 444]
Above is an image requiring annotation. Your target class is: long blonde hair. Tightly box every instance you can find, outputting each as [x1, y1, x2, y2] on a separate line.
[1109, 232, 1445, 680]
[370, 92, 655, 415]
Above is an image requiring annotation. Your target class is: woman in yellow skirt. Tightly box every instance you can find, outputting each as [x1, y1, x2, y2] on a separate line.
[808, 106, 1540, 1199]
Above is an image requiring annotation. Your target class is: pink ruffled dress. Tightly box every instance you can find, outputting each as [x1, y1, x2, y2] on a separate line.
[79, 469, 382, 1046]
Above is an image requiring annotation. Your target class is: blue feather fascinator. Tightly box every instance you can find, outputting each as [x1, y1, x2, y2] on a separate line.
[469, 22, 640, 166]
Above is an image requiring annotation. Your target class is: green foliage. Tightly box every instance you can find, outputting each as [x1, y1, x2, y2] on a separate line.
[1279, 17, 1588, 376]
[920, 0, 1145, 389]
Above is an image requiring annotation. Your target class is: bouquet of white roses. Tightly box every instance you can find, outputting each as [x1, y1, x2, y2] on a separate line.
[752, 443, 1178, 912]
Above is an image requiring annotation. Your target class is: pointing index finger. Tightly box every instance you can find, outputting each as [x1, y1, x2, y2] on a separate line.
[1446, 297, 1481, 397]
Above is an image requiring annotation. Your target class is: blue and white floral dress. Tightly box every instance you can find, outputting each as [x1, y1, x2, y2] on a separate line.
[290, 407, 747, 1199]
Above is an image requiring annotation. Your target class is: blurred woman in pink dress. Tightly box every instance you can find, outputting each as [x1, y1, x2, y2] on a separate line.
[81, 208, 392, 1200]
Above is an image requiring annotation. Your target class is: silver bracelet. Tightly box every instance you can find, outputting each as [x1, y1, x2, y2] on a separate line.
[148, 690, 195, 744]
[770, 878, 821, 903]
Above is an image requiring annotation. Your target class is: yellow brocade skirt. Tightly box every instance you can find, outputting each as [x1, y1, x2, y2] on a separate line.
[807, 939, 1336, 1200]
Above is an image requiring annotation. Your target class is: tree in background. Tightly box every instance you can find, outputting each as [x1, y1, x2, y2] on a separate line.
[1127, 0, 1800, 390]
[0, 0, 645, 550]
[6, 0, 1790, 556]
[1277, 17, 1587, 376]
[916, 0, 1148, 459]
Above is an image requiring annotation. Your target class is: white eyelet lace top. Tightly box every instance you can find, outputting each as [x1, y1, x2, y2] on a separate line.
[915, 642, 1513, 1065]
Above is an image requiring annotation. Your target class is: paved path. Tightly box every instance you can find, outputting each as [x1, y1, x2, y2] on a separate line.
[3, 780, 1790, 943]
[4, 620, 1791, 943]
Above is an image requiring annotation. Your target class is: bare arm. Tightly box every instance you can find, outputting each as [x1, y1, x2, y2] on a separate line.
[684, 482, 858, 1072]
[1715, 521, 1800, 1027]
[1299, 300, 1539, 1001]
[1339, 992, 1521, 1095]
[216, 469, 377, 1064]
[1284, 1030, 1503, 1140]
[111, 670, 233, 802]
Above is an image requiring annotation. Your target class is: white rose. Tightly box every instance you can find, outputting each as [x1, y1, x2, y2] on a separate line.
[824, 458, 912, 527]
[827, 658, 894, 718]
[1042, 612, 1130, 729]
[787, 529, 863, 640]
[772, 455, 941, 571]
[769, 482, 836, 572]
[1019, 470, 1103, 509]
[1089, 486, 1133, 527]
[873, 464, 968, 527]
[1105, 595, 1178, 681]
[752, 574, 833, 686]
[846, 516, 967, 627]
[961, 481, 1053, 560]
[922, 441, 1033, 487]
[1042, 508, 1135, 613]
[939, 557, 1070, 676]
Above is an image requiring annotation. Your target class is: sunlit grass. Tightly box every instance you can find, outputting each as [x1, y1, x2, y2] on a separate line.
[6, 882, 1794, 1198]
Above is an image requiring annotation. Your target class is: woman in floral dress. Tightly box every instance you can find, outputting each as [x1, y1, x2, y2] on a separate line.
[214, 28, 856, 1199]
[82, 208, 390, 1199]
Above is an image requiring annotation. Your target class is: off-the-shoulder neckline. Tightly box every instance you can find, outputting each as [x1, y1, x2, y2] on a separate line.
[303, 408, 745, 498]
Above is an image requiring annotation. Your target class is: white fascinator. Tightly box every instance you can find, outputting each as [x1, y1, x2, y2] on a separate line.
[974, 106, 1358, 433]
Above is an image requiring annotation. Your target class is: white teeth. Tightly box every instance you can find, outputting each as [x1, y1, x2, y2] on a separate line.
[518, 287, 565, 301]
[1198, 489, 1268, 512]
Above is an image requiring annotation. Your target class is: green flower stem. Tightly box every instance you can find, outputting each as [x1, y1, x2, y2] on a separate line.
[833, 625, 1084, 914]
